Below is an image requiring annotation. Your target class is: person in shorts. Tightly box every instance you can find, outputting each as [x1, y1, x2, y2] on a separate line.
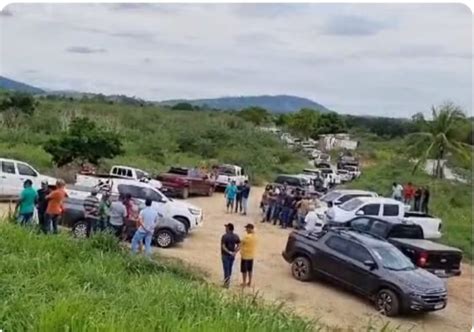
[240, 223, 257, 287]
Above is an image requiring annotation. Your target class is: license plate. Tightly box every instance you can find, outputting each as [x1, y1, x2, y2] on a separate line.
[434, 303, 444, 310]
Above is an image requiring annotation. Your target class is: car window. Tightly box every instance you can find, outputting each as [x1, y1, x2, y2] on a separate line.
[383, 204, 399, 216]
[360, 204, 380, 216]
[338, 194, 370, 204]
[326, 236, 350, 253]
[372, 246, 415, 271]
[347, 242, 373, 263]
[136, 170, 147, 179]
[126, 169, 133, 177]
[118, 184, 163, 202]
[17, 163, 38, 177]
[320, 191, 341, 203]
[370, 220, 388, 237]
[1, 161, 16, 174]
[388, 225, 423, 239]
[111, 167, 118, 175]
[350, 217, 372, 232]
[339, 198, 363, 211]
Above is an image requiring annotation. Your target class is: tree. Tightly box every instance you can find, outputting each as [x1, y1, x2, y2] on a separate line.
[237, 106, 270, 125]
[0, 92, 36, 115]
[44, 117, 123, 167]
[171, 102, 194, 111]
[287, 108, 319, 139]
[408, 102, 470, 178]
[314, 112, 346, 136]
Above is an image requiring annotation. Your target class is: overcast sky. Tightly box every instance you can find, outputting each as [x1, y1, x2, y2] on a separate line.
[0, 3, 472, 117]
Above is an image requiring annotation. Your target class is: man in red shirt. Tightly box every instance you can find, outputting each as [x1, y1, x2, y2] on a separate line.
[403, 182, 415, 208]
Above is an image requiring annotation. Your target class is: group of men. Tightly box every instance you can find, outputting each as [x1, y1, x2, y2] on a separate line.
[15, 179, 67, 234]
[392, 182, 431, 213]
[224, 180, 251, 215]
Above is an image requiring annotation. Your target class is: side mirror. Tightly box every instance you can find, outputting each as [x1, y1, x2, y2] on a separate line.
[363, 260, 377, 270]
[334, 200, 342, 206]
[355, 210, 365, 216]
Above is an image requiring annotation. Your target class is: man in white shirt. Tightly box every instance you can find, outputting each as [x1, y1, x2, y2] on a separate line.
[325, 201, 336, 222]
[131, 198, 160, 256]
[392, 182, 404, 201]
[304, 204, 325, 232]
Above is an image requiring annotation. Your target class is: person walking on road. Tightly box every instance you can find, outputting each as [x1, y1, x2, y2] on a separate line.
[83, 188, 100, 237]
[240, 223, 257, 287]
[36, 181, 50, 233]
[131, 198, 159, 256]
[221, 223, 240, 288]
[241, 180, 251, 216]
[224, 180, 238, 213]
[45, 179, 67, 234]
[235, 183, 243, 214]
[16, 179, 38, 226]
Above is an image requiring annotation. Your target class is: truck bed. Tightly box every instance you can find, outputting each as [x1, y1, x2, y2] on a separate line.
[390, 238, 462, 253]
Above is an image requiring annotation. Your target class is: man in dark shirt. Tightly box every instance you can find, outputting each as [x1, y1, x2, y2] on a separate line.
[36, 181, 50, 234]
[221, 223, 240, 288]
[240, 180, 251, 216]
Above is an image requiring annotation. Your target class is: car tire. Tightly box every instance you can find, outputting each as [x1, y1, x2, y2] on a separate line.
[155, 229, 175, 248]
[174, 216, 190, 233]
[181, 188, 189, 199]
[291, 256, 313, 282]
[72, 221, 88, 238]
[376, 289, 400, 317]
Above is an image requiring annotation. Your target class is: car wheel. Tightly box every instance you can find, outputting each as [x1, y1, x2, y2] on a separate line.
[376, 289, 400, 317]
[155, 230, 174, 248]
[174, 216, 190, 233]
[181, 188, 189, 199]
[72, 221, 88, 238]
[291, 256, 313, 281]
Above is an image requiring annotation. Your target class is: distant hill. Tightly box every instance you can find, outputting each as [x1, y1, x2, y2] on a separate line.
[0, 76, 45, 94]
[160, 95, 331, 113]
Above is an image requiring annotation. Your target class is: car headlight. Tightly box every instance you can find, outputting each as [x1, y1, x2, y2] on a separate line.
[177, 223, 186, 232]
[188, 208, 201, 215]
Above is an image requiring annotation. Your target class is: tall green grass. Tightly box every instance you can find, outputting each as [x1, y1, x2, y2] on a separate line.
[0, 223, 314, 331]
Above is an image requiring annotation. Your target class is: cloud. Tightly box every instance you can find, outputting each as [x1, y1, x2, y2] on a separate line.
[322, 15, 389, 36]
[232, 4, 306, 18]
[108, 31, 155, 42]
[66, 46, 107, 54]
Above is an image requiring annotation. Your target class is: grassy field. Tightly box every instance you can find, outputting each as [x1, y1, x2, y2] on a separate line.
[0, 223, 314, 331]
[348, 138, 472, 259]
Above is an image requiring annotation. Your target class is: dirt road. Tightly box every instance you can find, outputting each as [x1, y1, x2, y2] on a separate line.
[159, 188, 473, 331]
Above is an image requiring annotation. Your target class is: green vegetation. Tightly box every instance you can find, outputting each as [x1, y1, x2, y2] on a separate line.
[0, 223, 313, 331]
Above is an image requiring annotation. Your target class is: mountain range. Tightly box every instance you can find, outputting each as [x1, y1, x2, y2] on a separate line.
[0, 75, 331, 113]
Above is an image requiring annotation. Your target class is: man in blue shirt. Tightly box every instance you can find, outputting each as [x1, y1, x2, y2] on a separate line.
[224, 180, 237, 213]
[131, 199, 160, 256]
[240, 180, 251, 216]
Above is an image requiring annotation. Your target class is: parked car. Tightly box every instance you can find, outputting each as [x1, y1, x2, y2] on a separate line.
[344, 165, 361, 179]
[320, 189, 378, 206]
[0, 158, 57, 197]
[330, 197, 442, 239]
[60, 196, 186, 248]
[157, 167, 215, 198]
[214, 164, 248, 189]
[76, 165, 162, 190]
[282, 229, 448, 316]
[336, 169, 352, 182]
[273, 174, 310, 193]
[344, 216, 462, 277]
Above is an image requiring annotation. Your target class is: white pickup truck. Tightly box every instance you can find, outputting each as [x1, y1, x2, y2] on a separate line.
[214, 164, 248, 188]
[329, 196, 442, 239]
[76, 165, 162, 190]
[0, 158, 57, 197]
[68, 180, 202, 232]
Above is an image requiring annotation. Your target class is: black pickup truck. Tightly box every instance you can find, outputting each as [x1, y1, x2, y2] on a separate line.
[345, 216, 462, 277]
[282, 229, 447, 316]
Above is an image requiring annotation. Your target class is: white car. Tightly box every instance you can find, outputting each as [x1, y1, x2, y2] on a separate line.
[336, 169, 352, 182]
[0, 158, 57, 197]
[330, 197, 442, 239]
[315, 189, 378, 221]
[215, 164, 248, 188]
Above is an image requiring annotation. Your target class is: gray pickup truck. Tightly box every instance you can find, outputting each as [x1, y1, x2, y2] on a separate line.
[59, 197, 186, 248]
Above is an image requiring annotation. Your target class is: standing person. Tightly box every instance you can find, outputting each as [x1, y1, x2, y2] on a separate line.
[421, 187, 430, 214]
[240, 180, 251, 216]
[240, 223, 257, 287]
[36, 181, 50, 233]
[280, 190, 294, 229]
[235, 182, 243, 214]
[260, 185, 270, 218]
[391, 182, 403, 201]
[15, 180, 38, 226]
[122, 193, 137, 241]
[414, 187, 423, 212]
[108, 194, 127, 238]
[325, 201, 336, 224]
[98, 192, 111, 232]
[131, 199, 159, 256]
[221, 223, 240, 288]
[45, 179, 67, 234]
[224, 180, 238, 213]
[264, 186, 276, 223]
[403, 182, 415, 208]
[296, 194, 310, 229]
[84, 188, 100, 237]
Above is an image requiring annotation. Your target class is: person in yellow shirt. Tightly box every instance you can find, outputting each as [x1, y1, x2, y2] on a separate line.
[240, 223, 257, 287]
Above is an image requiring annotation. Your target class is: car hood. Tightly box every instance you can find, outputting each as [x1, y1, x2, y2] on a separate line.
[390, 268, 446, 292]
[170, 199, 201, 212]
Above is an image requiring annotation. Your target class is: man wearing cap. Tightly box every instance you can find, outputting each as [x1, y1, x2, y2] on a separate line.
[221, 223, 240, 288]
[83, 187, 100, 237]
[240, 223, 257, 287]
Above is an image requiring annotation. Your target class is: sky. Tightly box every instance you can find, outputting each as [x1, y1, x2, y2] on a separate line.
[0, 3, 472, 117]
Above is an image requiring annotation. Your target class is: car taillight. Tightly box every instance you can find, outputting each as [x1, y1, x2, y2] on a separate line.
[418, 252, 428, 267]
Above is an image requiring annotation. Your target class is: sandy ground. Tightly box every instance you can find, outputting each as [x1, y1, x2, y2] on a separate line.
[1, 191, 471, 331]
[158, 188, 473, 331]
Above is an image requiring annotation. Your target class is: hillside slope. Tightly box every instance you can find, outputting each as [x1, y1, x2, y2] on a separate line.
[0, 76, 45, 94]
[161, 95, 331, 113]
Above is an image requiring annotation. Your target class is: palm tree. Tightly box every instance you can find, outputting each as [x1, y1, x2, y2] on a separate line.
[408, 102, 470, 178]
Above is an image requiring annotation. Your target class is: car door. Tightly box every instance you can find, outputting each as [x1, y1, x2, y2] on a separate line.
[349, 217, 374, 231]
[343, 242, 380, 295]
[382, 203, 401, 222]
[318, 236, 353, 283]
[1, 160, 20, 196]
[17, 162, 40, 189]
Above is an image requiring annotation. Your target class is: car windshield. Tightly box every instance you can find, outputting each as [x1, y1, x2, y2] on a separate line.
[136, 169, 149, 179]
[372, 246, 415, 271]
[321, 191, 341, 203]
[339, 198, 363, 211]
[218, 166, 236, 176]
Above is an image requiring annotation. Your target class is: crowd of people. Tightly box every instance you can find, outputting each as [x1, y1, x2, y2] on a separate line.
[392, 182, 430, 213]
[224, 180, 251, 215]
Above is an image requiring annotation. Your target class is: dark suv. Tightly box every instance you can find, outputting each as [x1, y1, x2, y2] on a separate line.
[282, 229, 447, 316]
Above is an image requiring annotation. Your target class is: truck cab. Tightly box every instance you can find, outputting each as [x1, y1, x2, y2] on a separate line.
[215, 164, 248, 188]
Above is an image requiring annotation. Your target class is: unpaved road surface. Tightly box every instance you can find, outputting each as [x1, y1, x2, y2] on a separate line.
[160, 188, 473, 331]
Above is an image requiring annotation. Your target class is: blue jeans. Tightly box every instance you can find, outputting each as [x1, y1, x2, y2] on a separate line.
[280, 207, 291, 228]
[222, 255, 235, 286]
[46, 214, 60, 234]
[18, 212, 34, 226]
[131, 230, 153, 256]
